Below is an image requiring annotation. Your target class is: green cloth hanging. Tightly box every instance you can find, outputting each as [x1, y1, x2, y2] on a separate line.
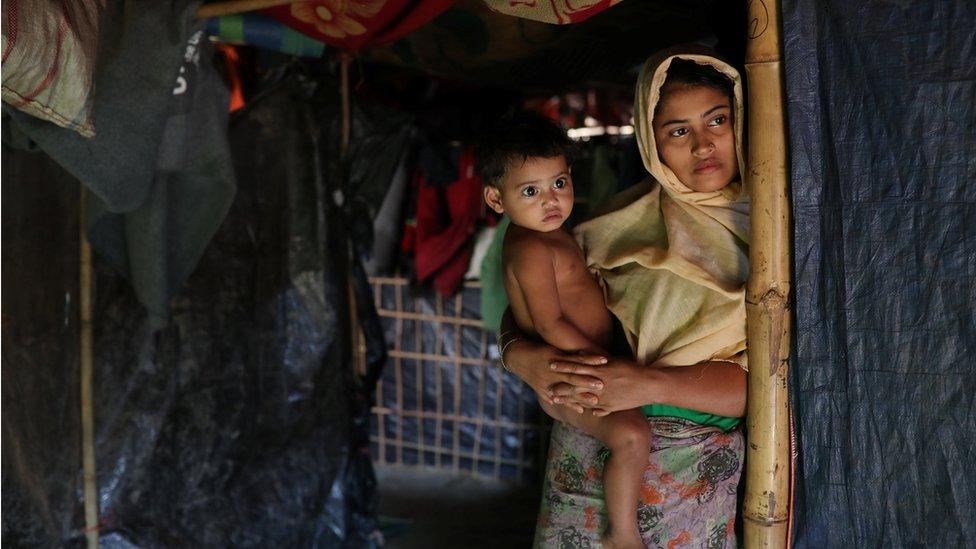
[479, 216, 510, 333]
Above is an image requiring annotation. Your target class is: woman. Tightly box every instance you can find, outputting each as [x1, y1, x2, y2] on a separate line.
[499, 45, 750, 548]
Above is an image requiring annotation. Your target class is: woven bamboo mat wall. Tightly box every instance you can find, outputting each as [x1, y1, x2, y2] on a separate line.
[367, 277, 548, 483]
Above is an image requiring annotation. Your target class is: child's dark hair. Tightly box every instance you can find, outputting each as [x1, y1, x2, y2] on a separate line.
[659, 58, 734, 104]
[475, 113, 575, 188]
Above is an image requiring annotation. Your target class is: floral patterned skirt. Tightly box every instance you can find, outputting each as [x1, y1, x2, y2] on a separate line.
[533, 417, 743, 548]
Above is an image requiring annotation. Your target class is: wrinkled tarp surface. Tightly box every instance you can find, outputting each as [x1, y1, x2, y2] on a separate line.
[1, 71, 385, 547]
[782, 1, 976, 546]
[1, 145, 83, 548]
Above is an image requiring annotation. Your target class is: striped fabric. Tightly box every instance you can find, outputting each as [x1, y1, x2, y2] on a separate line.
[1, 0, 103, 138]
[205, 13, 327, 58]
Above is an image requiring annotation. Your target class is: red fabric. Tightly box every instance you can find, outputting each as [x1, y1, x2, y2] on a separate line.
[215, 44, 245, 113]
[263, 0, 455, 52]
[481, 0, 624, 25]
[414, 147, 483, 296]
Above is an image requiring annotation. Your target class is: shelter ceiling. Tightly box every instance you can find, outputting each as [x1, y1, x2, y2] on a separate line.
[362, 0, 743, 91]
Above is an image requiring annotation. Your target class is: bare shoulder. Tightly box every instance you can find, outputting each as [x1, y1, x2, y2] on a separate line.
[503, 228, 555, 269]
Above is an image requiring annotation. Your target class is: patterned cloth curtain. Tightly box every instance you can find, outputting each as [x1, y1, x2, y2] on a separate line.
[263, 0, 455, 50]
[1, 0, 103, 137]
[481, 0, 625, 24]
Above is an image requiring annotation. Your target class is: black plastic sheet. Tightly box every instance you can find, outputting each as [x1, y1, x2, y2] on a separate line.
[2, 70, 385, 547]
[1, 147, 83, 547]
[782, 1, 976, 546]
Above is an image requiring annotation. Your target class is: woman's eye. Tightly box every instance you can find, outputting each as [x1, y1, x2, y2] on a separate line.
[669, 127, 689, 138]
[521, 187, 538, 197]
[708, 115, 727, 126]
[554, 178, 567, 189]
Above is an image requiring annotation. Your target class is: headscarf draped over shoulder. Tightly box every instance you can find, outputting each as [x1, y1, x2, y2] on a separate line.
[574, 45, 750, 369]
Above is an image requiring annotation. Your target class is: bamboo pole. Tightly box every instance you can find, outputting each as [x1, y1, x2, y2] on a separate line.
[743, 0, 792, 547]
[339, 53, 366, 376]
[79, 187, 99, 548]
[340, 54, 351, 156]
[196, 0, 293, 19]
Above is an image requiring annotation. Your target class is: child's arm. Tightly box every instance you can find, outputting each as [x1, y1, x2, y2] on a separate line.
[508, 239, 604, 355]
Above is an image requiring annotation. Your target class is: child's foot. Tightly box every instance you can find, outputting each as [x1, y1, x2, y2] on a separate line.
[600, 532, 644, 549]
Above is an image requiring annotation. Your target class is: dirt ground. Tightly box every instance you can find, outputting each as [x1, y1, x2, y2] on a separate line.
[376, 467, 542, 548]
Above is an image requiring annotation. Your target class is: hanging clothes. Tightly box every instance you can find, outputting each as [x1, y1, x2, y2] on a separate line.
[463, 223, 497, 280]
[205, 12, 328, 57]
[414, 146, 483, 296]
[5, 2, 237, 329]
[478, 216, 509, 333]
[364, 150, 411, 276]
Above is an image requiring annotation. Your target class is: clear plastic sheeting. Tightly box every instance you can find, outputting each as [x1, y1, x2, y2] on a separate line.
[2, 70, 386, 547]
[368, 279, 547, 483]
[782, 1, 976, 546]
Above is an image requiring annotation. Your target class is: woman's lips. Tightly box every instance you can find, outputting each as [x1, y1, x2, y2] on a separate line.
[694, 160, 720, 174]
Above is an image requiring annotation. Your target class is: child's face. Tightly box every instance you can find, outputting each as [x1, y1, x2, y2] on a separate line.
[653, 85, 738, 192]
[483, 155, 573, 232]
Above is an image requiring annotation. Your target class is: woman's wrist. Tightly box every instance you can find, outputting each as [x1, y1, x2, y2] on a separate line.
[637, 361, 747, 416]
[640, 366, 666, 407]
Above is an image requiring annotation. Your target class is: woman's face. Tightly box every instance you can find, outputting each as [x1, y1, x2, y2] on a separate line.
[653, 84, 738, 192]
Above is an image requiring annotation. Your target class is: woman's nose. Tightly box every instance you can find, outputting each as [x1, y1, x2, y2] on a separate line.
[693, 137, 714, 157]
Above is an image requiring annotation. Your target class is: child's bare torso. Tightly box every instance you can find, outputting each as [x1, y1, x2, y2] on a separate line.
[503, 225, 611, 351]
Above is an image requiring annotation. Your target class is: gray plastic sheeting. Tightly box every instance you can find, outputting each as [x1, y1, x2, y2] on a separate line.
[782, 1, 976, 546]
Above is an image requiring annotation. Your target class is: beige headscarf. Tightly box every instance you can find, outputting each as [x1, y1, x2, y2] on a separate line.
[574, 45, 749, 369]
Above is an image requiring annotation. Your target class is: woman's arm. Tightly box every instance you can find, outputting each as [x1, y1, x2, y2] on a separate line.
[549, 357, 747, 418]
[499, 308, 607, 413]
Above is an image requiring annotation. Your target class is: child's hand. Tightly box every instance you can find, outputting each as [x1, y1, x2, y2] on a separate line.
[503, 339, 606, 409]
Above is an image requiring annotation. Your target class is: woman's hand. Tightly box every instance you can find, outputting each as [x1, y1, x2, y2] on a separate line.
[549, 356, 654, 416]
[551, 359, 748, 418]
[503, 339, 607, 413]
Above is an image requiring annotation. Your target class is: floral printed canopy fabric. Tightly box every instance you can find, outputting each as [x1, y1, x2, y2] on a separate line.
[262, 0, 628, 51]
[481, 0, 625, 25]
[263, 0, 455, 50]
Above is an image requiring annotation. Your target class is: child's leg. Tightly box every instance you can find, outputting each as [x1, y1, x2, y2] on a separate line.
[540, 400, 650, 547]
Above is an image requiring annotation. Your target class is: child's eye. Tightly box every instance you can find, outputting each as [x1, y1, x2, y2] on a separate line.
[553, 177, 567, 189]
[708, 115, 727, 127]
[669, 127, 689, 138]
[521, 186, 538, 197]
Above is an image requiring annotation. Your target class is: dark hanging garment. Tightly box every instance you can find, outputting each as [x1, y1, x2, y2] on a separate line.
[92, 74, 384, 547]
[5, 1, 237, 329]
[782, 1, 976, 547]
[343, 104, 416, 271]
